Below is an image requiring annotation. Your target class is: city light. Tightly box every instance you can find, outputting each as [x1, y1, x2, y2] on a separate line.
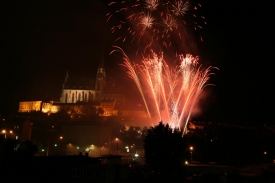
[190, 146, 193, 162]
[115, 138, 119, 155]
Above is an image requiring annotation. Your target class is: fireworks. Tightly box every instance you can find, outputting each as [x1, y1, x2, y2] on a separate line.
[144, 0, 159, 11]
[169, 0, 190, 16]
[161, 14, 178, 33]
[107, 0, 205, 50]
[111, 46, 216, 135]
[107, 1, 217, 134]
[139, 12, 155, 29]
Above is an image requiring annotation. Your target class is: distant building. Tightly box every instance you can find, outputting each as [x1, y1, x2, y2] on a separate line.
[17, 50, 149, 123]
[0, 115, 24, 140]
[18, 101, 42, 112]
[19, 101, 60, 114]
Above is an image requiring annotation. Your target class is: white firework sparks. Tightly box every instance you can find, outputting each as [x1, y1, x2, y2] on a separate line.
[107, 0, 206, 50]
[170, 0, 190, 16]
[111, 46, 217, 135]
[144, 0, 159, 11]
[139, 12, 155, 29]
[161, 15, 178, 33]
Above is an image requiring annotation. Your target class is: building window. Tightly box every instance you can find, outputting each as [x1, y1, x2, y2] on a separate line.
[84, 93, 87, 102]
[78, 93, 81, 101]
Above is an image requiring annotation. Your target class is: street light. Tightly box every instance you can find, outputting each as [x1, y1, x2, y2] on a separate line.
[2, 130, 7, 139]
[59, 136, 67, 155]
[190, 146, 193, 162]
[1, 129, 12, 139]
[125, 146, 129, 153]
[115, 138, 118, 155]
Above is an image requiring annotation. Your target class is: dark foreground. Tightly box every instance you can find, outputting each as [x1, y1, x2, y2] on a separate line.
[1, 156, 275, 183]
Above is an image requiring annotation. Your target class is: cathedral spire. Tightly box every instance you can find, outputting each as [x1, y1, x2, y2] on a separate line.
[95, 42, 106, 100]
[63, 70, 69, 89]
[65, 70, 69, 81]
[99, 42, 105, 68]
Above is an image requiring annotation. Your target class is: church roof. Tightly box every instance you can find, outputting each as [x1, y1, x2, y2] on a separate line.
[64, 76, 95, 90]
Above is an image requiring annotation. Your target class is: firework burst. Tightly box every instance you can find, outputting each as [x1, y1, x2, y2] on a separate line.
[111, 46, 217, 135]
[107, 0, 205, 51]
[139, 12, 155, 29]
[161, 14, 178, 33]
[169, 0, 190, 16]
[144, 0, 160, 11]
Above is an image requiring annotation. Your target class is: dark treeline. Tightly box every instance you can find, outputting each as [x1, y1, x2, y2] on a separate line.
[184, 125, 275, 166]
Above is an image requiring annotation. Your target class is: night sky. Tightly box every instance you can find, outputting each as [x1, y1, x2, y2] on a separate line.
[1, 0, 272, 126]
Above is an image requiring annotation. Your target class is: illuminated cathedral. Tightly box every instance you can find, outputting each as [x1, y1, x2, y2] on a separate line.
[18, 53, 147, 120]
[60, 57, 106, 104]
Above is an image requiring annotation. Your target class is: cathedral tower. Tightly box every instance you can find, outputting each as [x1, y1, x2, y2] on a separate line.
[95, 45, 106, 100]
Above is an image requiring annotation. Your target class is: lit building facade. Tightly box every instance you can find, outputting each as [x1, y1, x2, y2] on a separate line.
[19, 101, 60, 114]
[19, 101, 42, 112]
[18, 55, 148, 119]
[59, 72, 97, 103]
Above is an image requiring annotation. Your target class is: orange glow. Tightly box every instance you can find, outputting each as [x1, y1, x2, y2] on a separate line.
[111, 47, 217, 135]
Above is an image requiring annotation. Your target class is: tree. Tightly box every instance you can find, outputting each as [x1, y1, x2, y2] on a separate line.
[65, 104, 105, 120]
[96, 107, 104, 116]
[143, 122, 185, 174]
[3, 139, 38, 159]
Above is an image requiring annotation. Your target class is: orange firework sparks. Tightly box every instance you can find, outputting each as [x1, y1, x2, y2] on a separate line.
[111, 46, 217, 135]
[107, 0, 205, 51]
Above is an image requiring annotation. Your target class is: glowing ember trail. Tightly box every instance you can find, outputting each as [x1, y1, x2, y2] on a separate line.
[111, 46, 217, 135]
